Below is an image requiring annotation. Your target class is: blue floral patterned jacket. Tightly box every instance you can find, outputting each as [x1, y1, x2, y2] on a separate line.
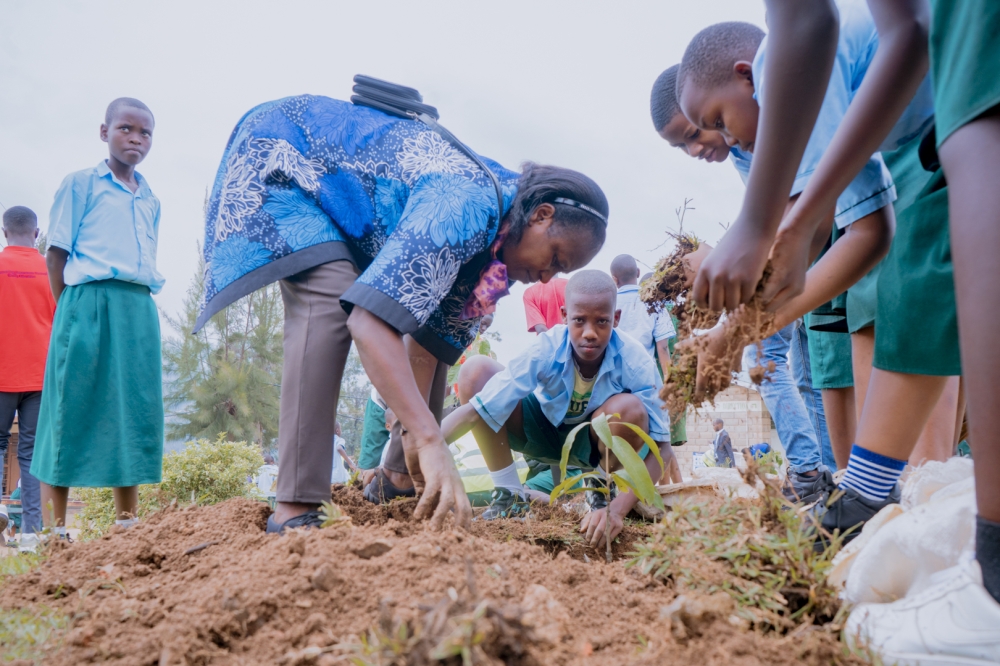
[197, 95, 519, 363]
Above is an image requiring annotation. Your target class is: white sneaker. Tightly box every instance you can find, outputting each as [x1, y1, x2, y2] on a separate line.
[0, 505, 9, 532]
[846, 559, 1000, 665]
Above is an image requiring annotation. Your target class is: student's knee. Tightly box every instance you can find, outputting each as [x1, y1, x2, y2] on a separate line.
[597, 393, 648, 430]
[456, 355, 505, 404]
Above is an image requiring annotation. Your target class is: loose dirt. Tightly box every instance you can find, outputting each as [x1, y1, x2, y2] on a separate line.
[0, 487, 863, 665]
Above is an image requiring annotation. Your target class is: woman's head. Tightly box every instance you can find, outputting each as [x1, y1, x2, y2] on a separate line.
[500, 163, 609, 285]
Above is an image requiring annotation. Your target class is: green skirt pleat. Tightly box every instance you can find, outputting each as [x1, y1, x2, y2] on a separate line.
[32, 280, 164, 487]
[804, 316, 854, 390]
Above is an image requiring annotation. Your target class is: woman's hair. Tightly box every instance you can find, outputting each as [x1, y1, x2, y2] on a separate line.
[505, 162, 609, 246]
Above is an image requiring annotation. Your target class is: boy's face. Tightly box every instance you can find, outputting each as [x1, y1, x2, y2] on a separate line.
[658, 114, 732, 163]
[560, 293, 620, 364]
[679, 62, 759, 154]
[101, 107, 154, 166]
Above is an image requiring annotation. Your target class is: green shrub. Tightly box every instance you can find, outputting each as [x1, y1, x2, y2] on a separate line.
[76, 434, 263, 539]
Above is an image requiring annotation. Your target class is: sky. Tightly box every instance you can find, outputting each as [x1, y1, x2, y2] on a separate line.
[0, 0, 766, 363]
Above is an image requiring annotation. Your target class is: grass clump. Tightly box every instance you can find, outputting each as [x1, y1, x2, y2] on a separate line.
[77, 434, 263, 539]
[0, 606, 67, 663]
[628, 457, 843, 631]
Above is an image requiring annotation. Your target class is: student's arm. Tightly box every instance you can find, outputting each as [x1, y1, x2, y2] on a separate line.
[347, 307, 473, 529]
[585, 451, 663, 548]
[692, 0, 840, 313]
[762, 0, 931, 310]
[46, 248, 68, 302]
[690, 207, 892, 402]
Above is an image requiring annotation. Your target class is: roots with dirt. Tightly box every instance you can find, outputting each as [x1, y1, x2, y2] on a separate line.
[0, 480, 869, 665]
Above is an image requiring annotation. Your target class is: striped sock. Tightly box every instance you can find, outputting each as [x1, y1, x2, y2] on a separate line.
[839, 444, 906, 502]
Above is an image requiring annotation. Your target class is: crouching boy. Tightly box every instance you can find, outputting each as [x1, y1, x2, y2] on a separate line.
[441, 271, 668, 547]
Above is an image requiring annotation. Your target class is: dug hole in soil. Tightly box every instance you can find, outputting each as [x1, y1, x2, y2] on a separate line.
[0, 485, 862, 665]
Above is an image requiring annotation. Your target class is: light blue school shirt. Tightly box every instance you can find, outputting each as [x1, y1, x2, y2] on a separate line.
[48, 160, 164, 294]
[751, 0, 896, 229]
[615, 284, 676, 360]
[471, 325, 670, 442]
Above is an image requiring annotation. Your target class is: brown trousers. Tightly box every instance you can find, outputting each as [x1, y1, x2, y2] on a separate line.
[277, 261, 358, 504]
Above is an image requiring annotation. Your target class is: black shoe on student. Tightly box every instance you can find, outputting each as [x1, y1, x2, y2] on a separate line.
[266, 511, 324, 534]
[585, 476, 616, 512]
[479, 488, 530, 521]
[782, 468, 836, 505]
[811, 484, 901, 549]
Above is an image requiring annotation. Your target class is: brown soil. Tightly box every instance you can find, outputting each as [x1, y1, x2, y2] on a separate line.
[0, 488, 863, 665]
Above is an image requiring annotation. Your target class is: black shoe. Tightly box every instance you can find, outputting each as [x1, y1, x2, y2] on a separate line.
[478, 488, 530, 521]
[811, 484, 901, 548]
[782, 468, 836, 504]
[266, 510, 324, 534]
[363, 468, 416, 504]
[585, 476, 616, 512]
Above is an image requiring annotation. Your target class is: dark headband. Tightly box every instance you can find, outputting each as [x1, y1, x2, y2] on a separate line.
[553, 197, 607, 225]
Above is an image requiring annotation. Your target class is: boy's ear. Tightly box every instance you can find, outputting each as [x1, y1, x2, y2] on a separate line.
[560, 305, 567, 324]
[613, 308, 621, 328]
[734, 61, 754, 85]
[100, 123, 110, 143]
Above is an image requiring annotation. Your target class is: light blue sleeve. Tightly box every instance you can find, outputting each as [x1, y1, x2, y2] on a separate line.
[622, 347, 670, 442]
[47, 172, 86, 253]
[472, 337, 548, 433]
[729, 148, 752, 186]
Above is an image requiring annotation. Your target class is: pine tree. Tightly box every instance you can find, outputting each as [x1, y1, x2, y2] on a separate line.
[162, 246, 283, 453]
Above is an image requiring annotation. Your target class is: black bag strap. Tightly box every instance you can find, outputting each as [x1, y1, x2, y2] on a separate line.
[351, 75, 505, 222]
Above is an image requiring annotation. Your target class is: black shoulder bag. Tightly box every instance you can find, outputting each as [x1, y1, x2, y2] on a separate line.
[351, 75, 505, 220]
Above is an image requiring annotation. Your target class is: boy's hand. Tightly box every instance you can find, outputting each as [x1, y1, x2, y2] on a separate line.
[692, 224, 770, 312]
[404, 434, 473, 530]
[683, 325, 744, 404]
[761, 225, 812, 311]
[580, 507, 625, 548]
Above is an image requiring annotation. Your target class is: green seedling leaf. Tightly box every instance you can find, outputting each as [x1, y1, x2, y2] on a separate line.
[609, 435, 664, 511]
[611, 471, 636, 496]
[617, 421, 664, 479]
[558, 421, 592, 484]
[549, 470, 603, 504]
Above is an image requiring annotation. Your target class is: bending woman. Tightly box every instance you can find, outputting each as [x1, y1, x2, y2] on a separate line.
[197, 95, 609, 532]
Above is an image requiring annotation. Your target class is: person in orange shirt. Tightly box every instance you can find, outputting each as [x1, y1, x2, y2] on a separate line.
[0, 206, 56, 543]
[522, 276, 568, 334]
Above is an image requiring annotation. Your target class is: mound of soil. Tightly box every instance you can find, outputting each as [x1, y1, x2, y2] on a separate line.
[0, 493, 863, 665]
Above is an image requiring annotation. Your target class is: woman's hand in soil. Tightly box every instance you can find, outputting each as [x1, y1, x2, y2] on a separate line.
[580, 507, 624, 548]
[404, 435, 473, 530]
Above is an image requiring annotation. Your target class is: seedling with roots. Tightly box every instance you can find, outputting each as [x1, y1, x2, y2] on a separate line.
[548, 413, 665, 562]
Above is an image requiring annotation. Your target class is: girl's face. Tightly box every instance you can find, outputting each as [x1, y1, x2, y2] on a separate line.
[500, 204, 602, 285]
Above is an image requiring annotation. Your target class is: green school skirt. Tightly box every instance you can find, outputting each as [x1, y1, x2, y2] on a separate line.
[930, 0, 1000, 147]
[32, 280, 164, 488]
[873, 167, 960, 375]
[805, 315, 854, 390]
[357, 397, 389, 469]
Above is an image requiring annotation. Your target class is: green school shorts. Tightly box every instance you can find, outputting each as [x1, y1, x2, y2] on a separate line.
[805, 314, 854, 390]
[357, 397, 389, 469]
[509, 394, 599, 469]
[873, 167, 961, 375]
[930, 0, 1000, 147]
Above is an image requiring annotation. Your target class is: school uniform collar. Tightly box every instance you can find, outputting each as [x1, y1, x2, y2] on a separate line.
[550, 326, 625, 379]
[617, 284, 639, 294]
[96, 160, 149, 197]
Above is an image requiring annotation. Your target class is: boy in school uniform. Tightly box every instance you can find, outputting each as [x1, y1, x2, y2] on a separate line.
[650, 58, 843, 493]
[441, 271, 668, 548]
[33, 98, 164, 535]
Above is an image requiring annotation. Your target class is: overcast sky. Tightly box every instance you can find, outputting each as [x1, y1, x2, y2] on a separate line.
[0, 1, 766, 361]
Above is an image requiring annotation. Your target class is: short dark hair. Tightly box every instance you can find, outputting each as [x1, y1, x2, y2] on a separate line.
[105, 97, 154, 126]
[678, 22, 765, 95]
[505, 162, 609, 248]
[610, 254, 639, 283]
[2, 206, 37, 234]
[650, 65, 681, 131]
[565, 270, 617, 309]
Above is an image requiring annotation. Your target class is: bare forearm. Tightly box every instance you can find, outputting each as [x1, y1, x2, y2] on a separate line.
[347, 308, 440, 443]
[784, 0, 930, 243]
[46, 248, 68, 301]
[655, 339, 672, 379]
[772, 212, 893, 331]
[741, 0, 839, 239]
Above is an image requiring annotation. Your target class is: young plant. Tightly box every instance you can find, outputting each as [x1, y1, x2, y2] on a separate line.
[548, 413, 666, 561]
[319, 501, 352, 529]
